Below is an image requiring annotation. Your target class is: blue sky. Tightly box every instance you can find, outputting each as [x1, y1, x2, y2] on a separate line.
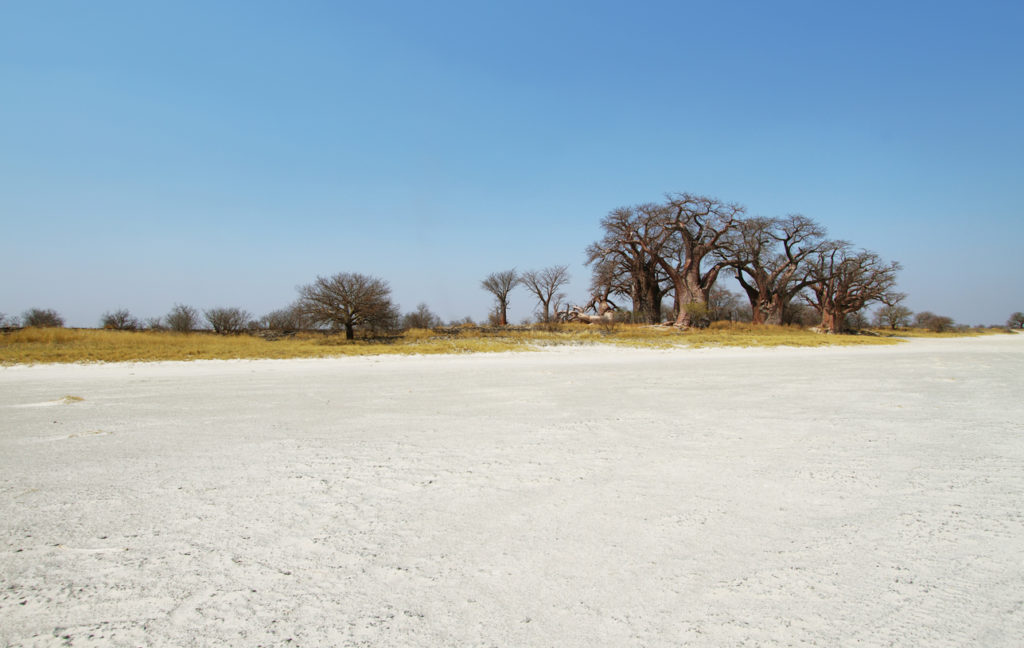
[2, 1, 1022, 327]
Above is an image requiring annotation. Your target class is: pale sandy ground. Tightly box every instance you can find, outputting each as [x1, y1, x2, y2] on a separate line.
[1, 335, 1022, 647]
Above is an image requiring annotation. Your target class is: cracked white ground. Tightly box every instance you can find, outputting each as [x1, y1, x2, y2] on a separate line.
[2, 335, 1022, 647]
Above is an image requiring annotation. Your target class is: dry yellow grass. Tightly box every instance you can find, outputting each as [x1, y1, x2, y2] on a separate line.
[0, 323, 909, 365]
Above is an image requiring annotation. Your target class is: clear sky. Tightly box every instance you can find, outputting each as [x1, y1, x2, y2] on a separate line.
[2, 1, 1022, 327]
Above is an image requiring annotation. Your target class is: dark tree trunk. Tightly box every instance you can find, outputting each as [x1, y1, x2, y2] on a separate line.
[344, 323, 354, 340]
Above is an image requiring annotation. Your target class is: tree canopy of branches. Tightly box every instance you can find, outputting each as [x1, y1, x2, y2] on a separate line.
[260, 305, 308, 332]
[480, 269, 519, 326]
[101, 309, 140, 330]
[586, 206, 668, 324]
[166, 304, 199, 332]
[23, 308, 64, 328]
[914, 311, 955, 332]
[804, 242, 900, 333]
[521, 265, 571, 323]
[1007, 312, 1024, 329]
[401, 303, 443, 330]
[873, 293, 913, 330]
[605, 193, 744, 327]
[297, 272, 399, 340]
[722, 214, 825, 325]
[204, 307, 253, 334]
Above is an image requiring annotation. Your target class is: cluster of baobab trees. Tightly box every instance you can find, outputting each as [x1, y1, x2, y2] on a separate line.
[582, 192, 902, 334]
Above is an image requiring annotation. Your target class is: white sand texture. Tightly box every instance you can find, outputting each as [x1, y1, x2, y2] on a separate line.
[2, 335, 1023, 647]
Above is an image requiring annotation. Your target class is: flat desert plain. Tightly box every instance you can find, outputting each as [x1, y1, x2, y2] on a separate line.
[2, 335, 1022, 647]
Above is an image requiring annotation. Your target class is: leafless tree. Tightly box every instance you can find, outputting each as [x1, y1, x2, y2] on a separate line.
[204, 307, 253, 334]
[144, 316, 166, 331]
[721, 214, 825, 325]
[914, 311, 955, 332]
[619, 194, 744, 327]
[0, 312, 20, 328]
[804, 242, 900, 333]
[101, 309, 140, 330]
[707, 286, 749, 323]
[586, 206, 669, 324]
[521, 265, 571, 323]
[401, 303, 443, 329]
[480, 269, 520, 326]
[22, 308, 64, 328]
[166, 304, 199, 332]
[297, 272, 399, 340]
[873, 293, 913, 329]
[260, 304, 308, 332]
[1008, 312, 1024, 329]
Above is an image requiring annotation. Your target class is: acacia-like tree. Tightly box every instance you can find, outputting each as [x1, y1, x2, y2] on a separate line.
[521, 265, 571, 323]
[204, 307, 252, 334]
[722, 214, 825, 325]
[297, 272, 399, 340]
[166, 304, 199, 332]
[804, 242, 900, 333]
[101, 309, 140, 330]
[480, 269, 520, 326]
[23, 308, 64, 328]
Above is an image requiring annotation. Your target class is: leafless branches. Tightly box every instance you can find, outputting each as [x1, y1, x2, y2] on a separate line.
[480, 269, 520, 326]
[521, 265, 570, 323]
[297, 272, 400, 340]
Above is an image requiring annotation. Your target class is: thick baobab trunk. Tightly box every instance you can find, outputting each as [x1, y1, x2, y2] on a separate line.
[820, 308, 842, 334]
[344, 323, 355, 340]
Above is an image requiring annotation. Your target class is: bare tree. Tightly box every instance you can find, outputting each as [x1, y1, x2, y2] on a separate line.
[0, 312, 20, 328]
[260, 304, 308, 332]
[586, 206, 668, 324]
[804, 242, 900, 333]
[521, 265, 571, 323]
[914, 311, 955, 332]
[480, 269, 520, 326]
[620, 194, 744, 327]
[873, 293, 913, 330]
[721, 214, 825, 325]
[144, 316, 166, 331]
[297, 272, 399, 340]
[23, 308, 64, 328]
[204, 307, 253, 334]
[1008, 312, 1024, 329]
[166, 304, 199, 332]
[401, 303, 443, 330]
[101, 309, 140, 330]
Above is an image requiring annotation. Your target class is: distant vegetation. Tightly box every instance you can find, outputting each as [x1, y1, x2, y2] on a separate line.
[3, 190, 1019, 358]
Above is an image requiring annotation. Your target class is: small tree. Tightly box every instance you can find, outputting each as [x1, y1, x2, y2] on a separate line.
[101, 309, 140, 330]
[144, 316, 166, 331]
[23, 308, 64, 328]
[914, 311, 955, 332]
[204, 307, 253, 334]
[0, 312, 19, 328]
[166, 304, 199, 332]
[521, 265, 571, 323]
[873, 293, 913, 330]
[260, 304, 308, 332]
[296, 272, 400, 340]
[1008, 312, 1024, 329]
[401, 303, 442, 330]
[480, 269, 520, 326]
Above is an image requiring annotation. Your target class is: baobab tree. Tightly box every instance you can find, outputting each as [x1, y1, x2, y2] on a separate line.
[804, 241, 900, 333]
[620, 194, 744, 327]
[521, 265, 571, 323]
[480, 269, 520, 326]
[721, 214, 825, 325]
[586, 206, 668, 324]
[297, 272, 399, 340]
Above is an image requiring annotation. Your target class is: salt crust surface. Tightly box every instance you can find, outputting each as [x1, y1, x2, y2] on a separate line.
[2, 335, 1022, 646]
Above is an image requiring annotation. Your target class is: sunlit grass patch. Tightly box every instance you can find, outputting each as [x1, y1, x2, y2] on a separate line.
[1, 322, 908, 365]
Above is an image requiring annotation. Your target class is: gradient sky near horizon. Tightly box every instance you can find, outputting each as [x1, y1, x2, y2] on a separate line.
[2, 1, 1022, 327]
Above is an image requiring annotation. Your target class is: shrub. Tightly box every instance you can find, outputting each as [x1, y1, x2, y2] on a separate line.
[204, 307, 253, 334]
[101, 309, 140, 330]
[23, 308, 64, 328]
[166, 304, 199, 332]
[914, 311, 955, 332]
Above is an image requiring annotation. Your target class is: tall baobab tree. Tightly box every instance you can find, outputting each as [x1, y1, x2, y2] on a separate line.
[721, 214, 825, 325]
[804, 242, 900, 333]
[521, 265, 571, 323]
[480, 269, 520, 326]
